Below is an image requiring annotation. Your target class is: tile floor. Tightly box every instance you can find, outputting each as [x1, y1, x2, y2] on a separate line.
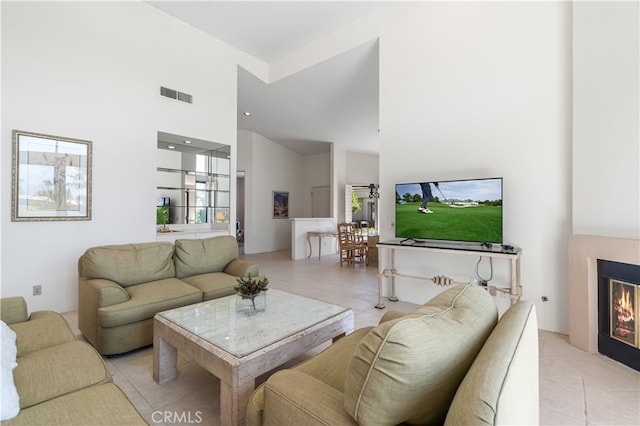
[63, 249, 640, 426]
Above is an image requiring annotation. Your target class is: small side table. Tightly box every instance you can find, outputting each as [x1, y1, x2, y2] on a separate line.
[307, 231, 337, 259]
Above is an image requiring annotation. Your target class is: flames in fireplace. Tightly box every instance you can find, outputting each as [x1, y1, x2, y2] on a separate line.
[611, 280, 637, 346]
[598, 260, 640, 371]
[615, 287, 635, 324]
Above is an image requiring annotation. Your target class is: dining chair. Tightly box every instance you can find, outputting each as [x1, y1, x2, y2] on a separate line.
[337, 222, 368, 267]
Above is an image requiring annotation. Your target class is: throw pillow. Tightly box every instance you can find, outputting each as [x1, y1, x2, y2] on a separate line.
[343, 284, 498, 426]
[1, 320, 20, 420]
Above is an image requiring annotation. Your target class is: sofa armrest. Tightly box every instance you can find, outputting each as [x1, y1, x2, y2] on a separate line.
[224, 259, 259, 278]
[1, 297, 28, 325]
[444, 302, 539, 426]
[78, 278, 130, 349]
[261, 370, 357, 426]
[10, 311, 76, 357]
[379, 310, 406, 324]
[80, 279, 130, 308]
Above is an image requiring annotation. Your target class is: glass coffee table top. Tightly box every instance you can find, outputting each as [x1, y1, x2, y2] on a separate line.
[158, 289, 350, 357]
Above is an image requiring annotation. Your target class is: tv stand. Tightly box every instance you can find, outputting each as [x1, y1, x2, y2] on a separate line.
[375, 240, 522, 309]
[399, 237, 419, 244]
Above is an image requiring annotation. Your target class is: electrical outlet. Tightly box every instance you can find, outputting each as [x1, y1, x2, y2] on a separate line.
[33, 285, 42, 296]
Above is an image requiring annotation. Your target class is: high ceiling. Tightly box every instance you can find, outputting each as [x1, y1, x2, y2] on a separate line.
[148, 1, 381, 155]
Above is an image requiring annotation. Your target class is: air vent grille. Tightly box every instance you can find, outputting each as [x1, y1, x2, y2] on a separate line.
[177, 92, 192, 103]
[160, 86, 193, 104]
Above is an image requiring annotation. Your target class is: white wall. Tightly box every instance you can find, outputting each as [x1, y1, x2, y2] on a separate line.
[346, 151, 379, 185]
[300, 152, 331, 218]
[377, 2, 572, 332]
[237, 130, 253, 239]
[1, 1, 244, 312]
[572, 1, 640, 239]
[238, 131, 302, 254]
[331, 145, 348, 222]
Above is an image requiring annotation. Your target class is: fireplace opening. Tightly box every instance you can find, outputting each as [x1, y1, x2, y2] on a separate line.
[598, 260, 640, 371]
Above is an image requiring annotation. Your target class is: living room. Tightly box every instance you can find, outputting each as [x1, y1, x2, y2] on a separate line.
[1, 0, 639, 425]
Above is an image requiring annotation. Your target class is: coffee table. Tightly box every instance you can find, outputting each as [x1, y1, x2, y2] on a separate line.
[153, 289, 354, 426]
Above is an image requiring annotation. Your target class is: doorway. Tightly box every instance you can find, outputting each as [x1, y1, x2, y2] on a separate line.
[236, 171, 245, 252]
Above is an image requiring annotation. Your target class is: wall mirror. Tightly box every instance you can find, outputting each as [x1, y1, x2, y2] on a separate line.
[157, 131, 230, 228]
[12, 130, 92, 221]
[345, 184, 378, 233]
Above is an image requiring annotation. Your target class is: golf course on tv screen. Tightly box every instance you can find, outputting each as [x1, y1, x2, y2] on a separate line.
[395, 178, 503, 244]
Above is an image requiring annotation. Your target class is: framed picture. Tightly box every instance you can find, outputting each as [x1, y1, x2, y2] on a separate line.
[12, 130, 92, 221]
[272, 190, 289, 219]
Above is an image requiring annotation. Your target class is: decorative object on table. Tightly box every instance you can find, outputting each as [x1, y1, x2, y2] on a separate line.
[234, 275, 269, 314]
[12, 130, 92, 221]
[272, 191, 289, 218]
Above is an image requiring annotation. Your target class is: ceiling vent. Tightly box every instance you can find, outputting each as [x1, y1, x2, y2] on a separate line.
[160, 86, 193, 104]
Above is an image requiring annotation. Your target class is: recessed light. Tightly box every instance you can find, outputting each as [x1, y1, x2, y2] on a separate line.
[184, 140, 192, 144]
[167, 145, 176, 149]
[243, 112, 252, 117]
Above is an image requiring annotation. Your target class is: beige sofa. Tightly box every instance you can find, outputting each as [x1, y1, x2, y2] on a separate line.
[247, 284, 539, 426]
[78, 235, 258, 355]
[0, 297, 146, 425]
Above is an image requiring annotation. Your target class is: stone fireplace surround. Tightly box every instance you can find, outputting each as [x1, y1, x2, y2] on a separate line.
[569, 234, 640, 354]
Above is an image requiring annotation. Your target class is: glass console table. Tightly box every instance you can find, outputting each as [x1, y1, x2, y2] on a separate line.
[376, 239, 522, 309]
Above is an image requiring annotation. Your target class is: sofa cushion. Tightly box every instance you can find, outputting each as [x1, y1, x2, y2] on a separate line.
[79, 242, 175, 287]
[98, 278, 202, 328]
[9, 311, 76, 357]
[13, 341, 111, 409]
[262, 370, 358, 426]
[1, 320, 20, 421]
[444, 301, 539, 426]
[174, 236, 238, 279]
[181, 272, 241, 300]
[247, 326, 374, 426]
[294, 326, 374, 392]
[1, 383, 147, 426]
[344, 284, 498, 426]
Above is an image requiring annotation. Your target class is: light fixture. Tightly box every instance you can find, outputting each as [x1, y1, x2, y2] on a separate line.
[184, 140, 192, 144]
[243, 112, 252, 117]
[369, 183, 379, 199]
[167, 145, 176, 150]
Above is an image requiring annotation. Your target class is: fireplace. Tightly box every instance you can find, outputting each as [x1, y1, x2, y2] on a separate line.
[568, 235, 640, 356]
[598, 260, 639, 371]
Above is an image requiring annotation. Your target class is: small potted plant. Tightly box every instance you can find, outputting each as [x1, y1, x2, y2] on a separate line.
[234, 275, 269, 314]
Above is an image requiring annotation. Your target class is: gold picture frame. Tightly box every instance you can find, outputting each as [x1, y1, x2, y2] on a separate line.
[12, 130, 92, 221]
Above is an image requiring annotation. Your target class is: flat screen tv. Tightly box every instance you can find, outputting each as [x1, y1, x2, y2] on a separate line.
[395, 177, 503, 245]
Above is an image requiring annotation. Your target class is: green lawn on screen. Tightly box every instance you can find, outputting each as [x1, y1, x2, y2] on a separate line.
[395, 202, 502, 242]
